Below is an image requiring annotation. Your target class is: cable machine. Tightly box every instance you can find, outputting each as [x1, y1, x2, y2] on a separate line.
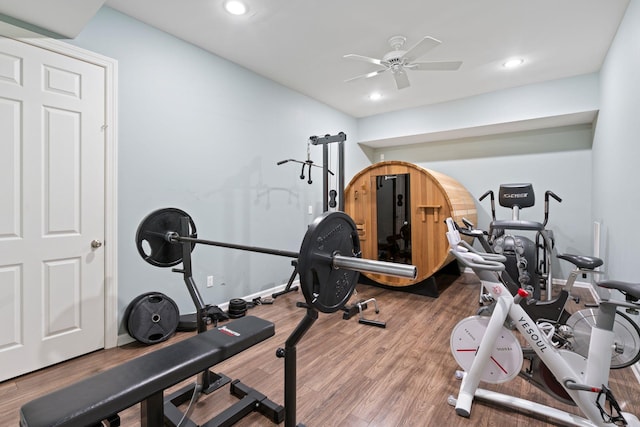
[275, 132, 347, 299]
[309, 132, 346, 212]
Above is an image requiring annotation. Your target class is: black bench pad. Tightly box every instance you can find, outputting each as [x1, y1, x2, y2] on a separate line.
[20, 315, 274, 427]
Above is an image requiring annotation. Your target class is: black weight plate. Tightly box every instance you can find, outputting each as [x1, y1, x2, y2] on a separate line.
[228, 298, 247, 310]
[126, 292, 180, 344]
[135, 208, 197, 267]
[298, 211, 360, 313]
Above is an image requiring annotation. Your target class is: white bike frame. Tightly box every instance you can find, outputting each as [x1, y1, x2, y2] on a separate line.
[446, 219, 639, 426]
[455, 277, 620, 425]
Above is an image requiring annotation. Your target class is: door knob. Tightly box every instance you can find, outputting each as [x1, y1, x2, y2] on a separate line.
[91, 240, 103, 248]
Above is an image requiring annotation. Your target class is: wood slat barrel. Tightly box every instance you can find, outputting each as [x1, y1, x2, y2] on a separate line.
[344, 161, 476, 287]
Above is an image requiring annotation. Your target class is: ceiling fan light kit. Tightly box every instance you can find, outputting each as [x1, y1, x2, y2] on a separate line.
[343, 35, 462, 90]
[503, 58, 525, 69]
[224, 0, 248, 15]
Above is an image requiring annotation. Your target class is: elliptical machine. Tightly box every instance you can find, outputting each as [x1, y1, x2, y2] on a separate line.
[479, 183, 561, 301]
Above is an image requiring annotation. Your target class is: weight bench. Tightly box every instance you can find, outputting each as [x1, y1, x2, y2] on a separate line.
[20, 315, 282, 427]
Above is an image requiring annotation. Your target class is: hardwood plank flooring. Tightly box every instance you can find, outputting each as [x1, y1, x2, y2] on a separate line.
[2, 273, 639, 426]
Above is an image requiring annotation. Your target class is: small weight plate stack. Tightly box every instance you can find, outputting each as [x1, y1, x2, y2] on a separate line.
[227, 298, 248, 318]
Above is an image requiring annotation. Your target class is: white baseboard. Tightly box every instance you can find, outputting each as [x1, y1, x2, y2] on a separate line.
[116, 281, 297, 346]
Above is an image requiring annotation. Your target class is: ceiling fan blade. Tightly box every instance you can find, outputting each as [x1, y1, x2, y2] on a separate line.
[393, 70, 410, 90]
[344, 69, 387, 83]
[343, 53, 385, 66]
[410, 61, 463, 71]
[400, 36, 441, 63]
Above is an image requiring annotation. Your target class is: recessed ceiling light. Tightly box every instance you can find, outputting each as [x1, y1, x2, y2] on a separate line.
[503, 58, 524, 69]
[369, 92, 382, 101]
[225, 0, 248, 15]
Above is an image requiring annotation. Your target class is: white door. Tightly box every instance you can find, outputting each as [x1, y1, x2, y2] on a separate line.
[0, 36, 106, 381]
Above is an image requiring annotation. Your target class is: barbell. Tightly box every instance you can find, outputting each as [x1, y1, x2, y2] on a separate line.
[135, 208, 417, 313]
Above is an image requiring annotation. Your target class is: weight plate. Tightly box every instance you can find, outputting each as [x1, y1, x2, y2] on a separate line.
[126, 292, 180, 345]
[136, 208, 197, 267]
[229, 298, 248, 310]
[298, 211, 360, 313]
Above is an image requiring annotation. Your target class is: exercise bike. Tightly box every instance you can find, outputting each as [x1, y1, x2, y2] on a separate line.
[445, 219, 640, 426]
[452, 217, 640, 370]
[479, 183, 561, 301]
[455, 216, 579, 324]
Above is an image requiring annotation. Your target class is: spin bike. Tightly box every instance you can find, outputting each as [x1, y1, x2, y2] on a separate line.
[479, 183, 561, 301]
[452, 218, 640, 370]
[446, 220, 640, 426]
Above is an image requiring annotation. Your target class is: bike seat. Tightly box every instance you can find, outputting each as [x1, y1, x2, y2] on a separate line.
[490, 219, 545, 231]
[557, 253, 603, 270]
[597, 280, 640, 300]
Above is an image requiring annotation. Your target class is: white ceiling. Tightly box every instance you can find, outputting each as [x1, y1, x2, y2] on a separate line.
[0, 0, 629, 120]
[102, 0, 629, 118]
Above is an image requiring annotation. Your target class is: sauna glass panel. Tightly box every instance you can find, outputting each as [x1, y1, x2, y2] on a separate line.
[375, 173, 411, 264]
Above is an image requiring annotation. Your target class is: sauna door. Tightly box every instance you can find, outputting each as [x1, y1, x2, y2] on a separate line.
[375, 173, 411, 265]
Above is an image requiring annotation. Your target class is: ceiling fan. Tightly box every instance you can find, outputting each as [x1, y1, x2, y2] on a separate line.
[343, 35, 462, 90]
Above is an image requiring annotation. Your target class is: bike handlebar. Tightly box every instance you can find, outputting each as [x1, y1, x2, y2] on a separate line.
[449, 249, 506, 272]
[446, 217, 506, 268]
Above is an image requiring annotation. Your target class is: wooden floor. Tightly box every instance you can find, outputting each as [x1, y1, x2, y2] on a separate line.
[2, 273, 639, 426]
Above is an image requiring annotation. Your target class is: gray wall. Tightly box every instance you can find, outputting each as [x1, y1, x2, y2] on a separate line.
[67, 7, 368, 332]
[592, 0, 640, 282]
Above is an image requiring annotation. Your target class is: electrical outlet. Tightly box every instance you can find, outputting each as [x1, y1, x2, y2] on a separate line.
[308, 205, 313, 215]
[206, 275, 214, 287]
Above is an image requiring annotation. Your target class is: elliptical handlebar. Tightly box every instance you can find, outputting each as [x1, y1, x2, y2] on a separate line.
[479, 190, 496, 222]
[545, 190, 562, 203]
[543, 190, 562, 226]
[478, 190, 492, 201]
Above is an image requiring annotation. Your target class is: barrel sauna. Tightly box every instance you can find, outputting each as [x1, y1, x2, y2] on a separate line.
[344, 161, 476, 287]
